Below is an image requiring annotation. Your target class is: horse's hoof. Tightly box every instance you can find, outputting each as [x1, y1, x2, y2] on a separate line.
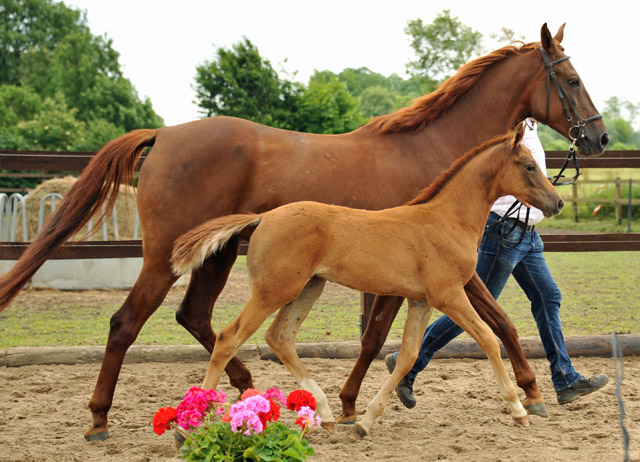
[335, 413, 357, 425]
[524, 402, 549, 418]
[338, 419, 356, 426]
[321, 421, 336, 433]
[84, 428, 110, 442]
[512, 415, 530, 427]
[353, 422, 368, 438]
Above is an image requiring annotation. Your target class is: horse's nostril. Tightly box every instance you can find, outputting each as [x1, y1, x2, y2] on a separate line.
[558, 199, 565, 211]
[601, 132, 610, 148]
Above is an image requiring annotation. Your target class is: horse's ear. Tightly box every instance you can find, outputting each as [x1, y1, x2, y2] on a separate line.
[540, 23, 557, 53]
[554, 23, 566, 44]
[511, 123, 525, 149]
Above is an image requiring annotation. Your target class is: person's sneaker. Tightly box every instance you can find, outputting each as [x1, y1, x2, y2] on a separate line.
[556, 374, 609, 405]
[384, 353, 417, 409]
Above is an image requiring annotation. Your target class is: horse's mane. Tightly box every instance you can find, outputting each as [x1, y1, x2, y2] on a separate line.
[406, 133, 511, 206]
[363, 42, 541, 134]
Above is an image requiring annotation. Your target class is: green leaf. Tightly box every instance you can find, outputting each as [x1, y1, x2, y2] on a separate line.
[282, 448, 304, 461]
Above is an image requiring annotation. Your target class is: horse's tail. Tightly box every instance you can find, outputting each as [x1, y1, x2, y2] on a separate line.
[0, 129, 157, 312]
[172, 214, 262, 276]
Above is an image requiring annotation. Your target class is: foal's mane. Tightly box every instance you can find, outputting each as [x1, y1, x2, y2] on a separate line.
[363, 42, 540, 134]
[406, 134, 510, 206]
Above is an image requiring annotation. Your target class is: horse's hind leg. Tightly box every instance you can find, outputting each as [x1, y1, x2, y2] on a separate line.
[264, 278, 336, 430]
[465, 273, 547, 417]
[337, 295, 404, 424]
[354, 299, 433, 437]
[176, 236, 253, 392]
[84, 260, 178, 441]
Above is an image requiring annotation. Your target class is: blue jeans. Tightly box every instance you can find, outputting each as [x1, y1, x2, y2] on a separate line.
[404, 212, 582, 392]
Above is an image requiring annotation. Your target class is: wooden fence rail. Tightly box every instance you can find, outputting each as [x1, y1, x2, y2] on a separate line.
[0, 149, 639, 259]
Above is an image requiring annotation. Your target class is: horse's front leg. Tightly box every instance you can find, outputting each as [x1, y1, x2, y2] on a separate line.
[465, 273, 548, 417]
[337, 295, 404, 424]
[354, 299, 433, 437]
[439, 288, 529, 427]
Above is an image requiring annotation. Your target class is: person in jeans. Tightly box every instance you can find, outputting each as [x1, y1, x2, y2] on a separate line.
[385, 118, 609, 407]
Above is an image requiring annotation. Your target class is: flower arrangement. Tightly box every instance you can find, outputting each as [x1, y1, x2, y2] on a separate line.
[153, 386, 320, 461]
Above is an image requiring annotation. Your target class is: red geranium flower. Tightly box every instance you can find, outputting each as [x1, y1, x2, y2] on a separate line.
[286, 390, 316, 411]
[152, 406, 177, 435]
[258, 399, 281, 427]
[240, 388, 262, 400]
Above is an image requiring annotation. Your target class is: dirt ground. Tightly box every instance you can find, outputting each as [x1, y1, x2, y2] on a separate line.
[1, 261, 639, 461]
[0, 354, 638, 462]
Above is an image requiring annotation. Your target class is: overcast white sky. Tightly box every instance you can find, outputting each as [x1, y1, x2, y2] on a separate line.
[67, 0, 638, 127]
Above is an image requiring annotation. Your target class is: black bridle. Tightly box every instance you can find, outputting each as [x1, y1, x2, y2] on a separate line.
[538, 45, 603, 187]
[495, 47, 604, 247]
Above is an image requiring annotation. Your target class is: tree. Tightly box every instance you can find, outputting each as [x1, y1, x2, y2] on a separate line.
[405, 10, 483, 92]
[336, 67, 390, 97]
[291, 72, 363, 134]
[0, 0, 163, 152]
[0, 0, 83, 85]
[193, 37, 301, 129]
[358, 86, 397, 119]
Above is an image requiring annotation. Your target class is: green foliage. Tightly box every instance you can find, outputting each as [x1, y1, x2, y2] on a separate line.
[0, 0, 163, 155]
[602, 97, 640, 150]
[292, 72, 363, 134]
[335, 67, 391, 97]
[405, 10, 483, 92]
[0, 0, 83, 85]
[194, 39, 366, 134]
[194, 37, 302, 129]
[180, 411, 314, 462]
[358, 85, 397, 118]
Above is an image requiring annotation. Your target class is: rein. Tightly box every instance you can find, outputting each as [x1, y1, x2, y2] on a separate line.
[494, 47, 604, 248]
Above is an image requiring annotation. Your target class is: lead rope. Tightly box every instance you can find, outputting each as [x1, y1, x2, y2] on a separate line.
[611, 332, 630, 462]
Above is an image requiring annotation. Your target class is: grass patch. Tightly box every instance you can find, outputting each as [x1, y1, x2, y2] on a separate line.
[0, 252, 638, 348]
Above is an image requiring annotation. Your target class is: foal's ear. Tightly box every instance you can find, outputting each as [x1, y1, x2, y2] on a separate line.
[511, 123, 525, 149]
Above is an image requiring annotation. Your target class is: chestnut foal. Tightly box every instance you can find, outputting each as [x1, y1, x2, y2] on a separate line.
[171, 125, 563, 436]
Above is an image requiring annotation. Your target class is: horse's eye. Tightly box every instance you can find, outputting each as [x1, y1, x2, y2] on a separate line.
[526, 165, 536, 172]
[568, 78, 580, 87]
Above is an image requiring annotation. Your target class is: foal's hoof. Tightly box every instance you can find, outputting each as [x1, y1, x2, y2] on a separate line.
[512, 415, 530, 427]
[84, 428, 110, 442]
[353, 422, 368, 438]
[524, 402, 549, 418]
[321, 421, 336, 433]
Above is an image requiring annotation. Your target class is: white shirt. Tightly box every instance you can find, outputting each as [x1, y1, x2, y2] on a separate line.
[490, 118, 547, 225]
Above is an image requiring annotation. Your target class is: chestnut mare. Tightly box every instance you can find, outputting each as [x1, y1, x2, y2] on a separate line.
[170, 126, 565, 436]
[0, 24, 607, 441]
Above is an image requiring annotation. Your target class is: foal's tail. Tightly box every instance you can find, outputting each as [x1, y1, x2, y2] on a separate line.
[0, 129, 158, 312]
[172, 214, 262, 276]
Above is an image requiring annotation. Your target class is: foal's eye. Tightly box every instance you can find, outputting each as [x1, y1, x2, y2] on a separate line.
[526, 165, 536, 172]
[568, 78, 580, 87]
